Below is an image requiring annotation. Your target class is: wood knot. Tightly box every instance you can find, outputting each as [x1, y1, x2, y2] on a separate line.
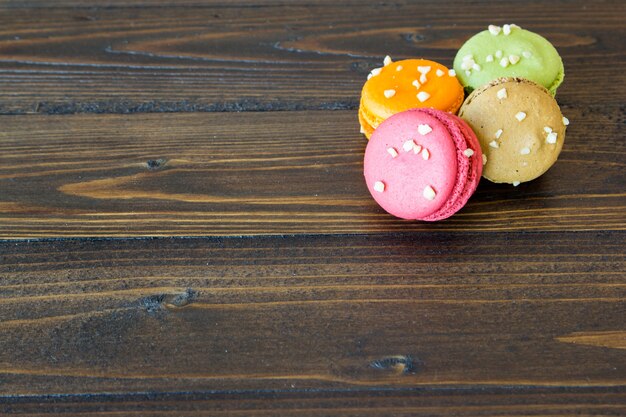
[139, 288, 197, 314]
[370, 355, 421, 374]
[164, 288, 198, 308]
[139, 293, 166, 314]
[73, 14, 97, 21]
[145, 158, 167, 170]
[401, 32, 426, 43]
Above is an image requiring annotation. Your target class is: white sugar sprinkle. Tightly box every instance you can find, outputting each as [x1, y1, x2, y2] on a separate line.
[497, 88, 507, 99]
[461, 61, 472, 70]
[383, 55, 392, 66]
[360, 125, 365, 134]
[513, 181, 520, 187]
[418, 124, 432, 135]
[523, 51, 532, 59]
[423, 185, 436, 200]
[384, 89, 396, 98]
[503, 24, 511, 35]
[495, 50, 503, 59]
[489, 140, 499, 149]
[488, 25, 501, 35]
[413, 144, 422, 154]
[387, 147, 398, 158]
[515, 111, 527, 122]
[563, 116, 570, 126]
[500, 57, 510, 68]
[509, 55, 520, 65]
[370, 67, 382, 77]
[417, 66, 431, 74]
[448, 69, 456, 77]
[421, 148, 430, 160]
[374, 181, 385, 192]
[472, 63, 481, 71]
[482, 154, 488, 165]
[495, 128, 503, 139]
[520, 147, 531, 155]
[485, 54, 494, 62]
[465, 70, 471, 76]
[367, 73, 372, 80]
[403, 140, 415, 152]
[411, 80, 421, 89]
[463, 149, 474, 157]
[396, 65, 403, 71]
[436, 69, 445, 77]
[546, 132, 558, 144]
[463, 54, 473, 61]
[417, 91, 430, 102]
[420, 73, 428, 84]
[544, 126, 553, 133]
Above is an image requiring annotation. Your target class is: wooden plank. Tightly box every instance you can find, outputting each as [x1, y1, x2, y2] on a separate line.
[0, 1, 624, 414]
[1, 232, 624, 397]
[1, 109, 624, 238]
[2, 387, 626, 416]
[0, 1, 624, 114]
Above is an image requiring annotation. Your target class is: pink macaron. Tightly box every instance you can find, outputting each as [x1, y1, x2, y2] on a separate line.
[364, 108, 483, 221]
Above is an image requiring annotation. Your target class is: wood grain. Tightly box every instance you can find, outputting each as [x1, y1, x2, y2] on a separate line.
[557, 331, 626, 350]
[0, 233, 624, 401]
[2, 387, 626, 416]
[1, 109, 624, 238]
[1, 1, 625, 415]
[0, 1, 624, 114]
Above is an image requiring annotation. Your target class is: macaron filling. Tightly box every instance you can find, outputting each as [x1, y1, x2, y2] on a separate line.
[421, 111, 482, 221]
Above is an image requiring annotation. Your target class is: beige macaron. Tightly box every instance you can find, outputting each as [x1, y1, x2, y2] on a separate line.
[459, 78, 568, 185]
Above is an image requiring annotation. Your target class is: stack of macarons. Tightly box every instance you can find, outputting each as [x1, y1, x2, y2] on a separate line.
[360, 24, 569, 221]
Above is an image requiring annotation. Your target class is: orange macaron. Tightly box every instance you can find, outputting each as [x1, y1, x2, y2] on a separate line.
[359, 57, 464, 139]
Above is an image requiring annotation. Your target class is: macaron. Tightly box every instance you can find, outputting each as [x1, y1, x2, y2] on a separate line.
[359, 57, 464, 139]
[453, 24, 564, 96]
[364, 108, 483, 221]
[459, 77, 568, 185]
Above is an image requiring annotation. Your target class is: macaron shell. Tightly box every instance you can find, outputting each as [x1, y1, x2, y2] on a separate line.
[421, 111, 483, 221]
[364, 110, 459, 220]
[360, 59, 464, 135]
[454, 27, 564, 95]
[459, 78, 566, 184]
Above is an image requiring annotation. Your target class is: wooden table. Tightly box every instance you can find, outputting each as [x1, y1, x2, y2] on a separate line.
[1, 1, 625, 415]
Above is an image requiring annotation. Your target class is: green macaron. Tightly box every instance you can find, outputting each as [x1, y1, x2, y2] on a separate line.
[453, 24, 564, 96]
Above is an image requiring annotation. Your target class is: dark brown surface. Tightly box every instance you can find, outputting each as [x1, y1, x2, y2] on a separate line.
[0, 0, 625, 415]
[0, 1, 624, 115]
[1, 108, 624, 237]
[1, 233, 625, 415]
